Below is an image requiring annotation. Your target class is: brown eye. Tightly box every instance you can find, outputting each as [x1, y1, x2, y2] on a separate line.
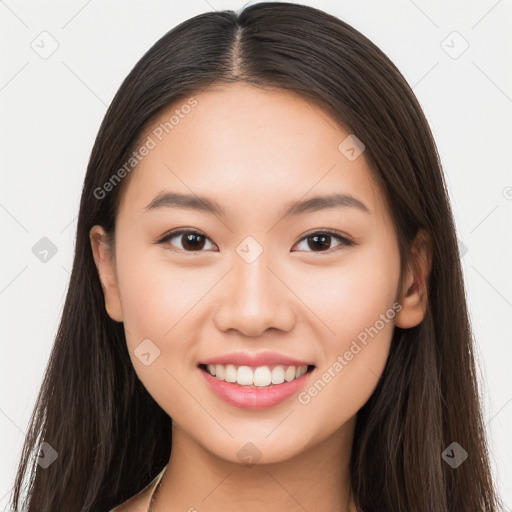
[158, 228, 354, 255]
[160, 230, 216, 253]
[293, 231, 354, 253]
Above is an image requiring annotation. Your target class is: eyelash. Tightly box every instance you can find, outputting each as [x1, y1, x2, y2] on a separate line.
[157, 228, 355, 255]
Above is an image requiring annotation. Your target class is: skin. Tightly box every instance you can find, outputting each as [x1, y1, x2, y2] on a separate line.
[90, 83, 431, 512]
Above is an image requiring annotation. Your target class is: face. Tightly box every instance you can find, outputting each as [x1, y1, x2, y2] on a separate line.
[91, 83, 427, 465]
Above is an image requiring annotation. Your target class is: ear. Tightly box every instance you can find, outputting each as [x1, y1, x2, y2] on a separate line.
[395, 229, 432, 329]
[89, 225, 123, 322]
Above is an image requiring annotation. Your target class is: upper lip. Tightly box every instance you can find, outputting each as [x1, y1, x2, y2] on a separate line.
[199, 351, 314, 368]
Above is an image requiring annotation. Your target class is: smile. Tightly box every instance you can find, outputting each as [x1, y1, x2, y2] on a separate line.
[198, 363, 316, 410]
[200, 363, 313, 387]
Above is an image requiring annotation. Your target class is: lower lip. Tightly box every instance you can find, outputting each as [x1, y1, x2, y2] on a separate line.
[199, 366, 314, 410]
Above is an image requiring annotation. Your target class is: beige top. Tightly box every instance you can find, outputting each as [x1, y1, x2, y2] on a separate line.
[109, 464, 167, 512]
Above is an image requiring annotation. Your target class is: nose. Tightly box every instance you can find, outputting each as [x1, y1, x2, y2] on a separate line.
[213, 248, 296, 337]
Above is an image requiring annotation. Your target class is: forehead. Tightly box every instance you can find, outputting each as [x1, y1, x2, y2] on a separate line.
[118, 83, 385, 223]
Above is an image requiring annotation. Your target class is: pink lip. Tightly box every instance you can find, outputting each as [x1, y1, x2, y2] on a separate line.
[198, 366, 315, 410]
[200, 351, 314, 367]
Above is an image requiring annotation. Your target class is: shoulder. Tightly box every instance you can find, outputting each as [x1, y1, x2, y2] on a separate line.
[109, 483, 152, 512]
[109, 465, 167, 512]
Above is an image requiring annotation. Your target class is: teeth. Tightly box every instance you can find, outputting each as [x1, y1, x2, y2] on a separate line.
[204, 363, 310, 387]
[225, 364, 237, 383]
[271, 366, 285, 384]
[296, 365, 307, 378]
[254, 366, 272, 387]
[215, 364, 225, 380]
[237, 365, 254, 385]
[285, 366, 296, 382]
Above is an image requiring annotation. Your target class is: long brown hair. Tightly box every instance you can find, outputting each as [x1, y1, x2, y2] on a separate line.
[10, 2, 502, 511]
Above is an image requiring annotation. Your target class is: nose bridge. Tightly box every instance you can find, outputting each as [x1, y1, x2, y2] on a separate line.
[235, 243, 273, 299]
[213, 236, 295, 335]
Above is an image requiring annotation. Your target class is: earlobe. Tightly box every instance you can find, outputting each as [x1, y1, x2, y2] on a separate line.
[89, 225, 124, 322]
[395, 229, 432, 329]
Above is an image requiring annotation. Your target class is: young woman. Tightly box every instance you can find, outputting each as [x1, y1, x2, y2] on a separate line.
[9, 2, 503, 511]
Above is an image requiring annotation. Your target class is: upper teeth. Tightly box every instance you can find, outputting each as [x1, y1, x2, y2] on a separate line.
[206, 364, 309, 387]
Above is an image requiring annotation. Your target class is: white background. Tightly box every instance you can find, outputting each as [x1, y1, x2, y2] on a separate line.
[1, 0, 511, 509]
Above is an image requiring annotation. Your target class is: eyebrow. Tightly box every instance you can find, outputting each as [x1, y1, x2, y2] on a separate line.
[145, 191, 370, 217]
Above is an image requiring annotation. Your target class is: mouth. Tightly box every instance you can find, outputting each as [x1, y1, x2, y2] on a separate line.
[198, 363, 316, 388]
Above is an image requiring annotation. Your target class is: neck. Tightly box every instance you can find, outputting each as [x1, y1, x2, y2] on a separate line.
[152, 418, 357, 512]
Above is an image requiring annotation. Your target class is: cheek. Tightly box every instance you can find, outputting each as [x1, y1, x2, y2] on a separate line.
[113, 240, 225, 399]
[114, 251, 203, 413]
[298, 239, 400, 345]
[294, 241, 400, 429]
[115, 242, 198, 342]
[113, 245, 201, 391]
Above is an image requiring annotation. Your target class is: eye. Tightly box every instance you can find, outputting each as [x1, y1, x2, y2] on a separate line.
[158, 229, 217, 254]
[157, 228, 355, 255]
[292, 230, 355, 254]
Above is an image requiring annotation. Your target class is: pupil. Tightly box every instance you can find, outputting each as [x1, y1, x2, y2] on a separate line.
[183, 233, 204, 250]
[180, 234, 331, 252]
[310, 234, 330, 251]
